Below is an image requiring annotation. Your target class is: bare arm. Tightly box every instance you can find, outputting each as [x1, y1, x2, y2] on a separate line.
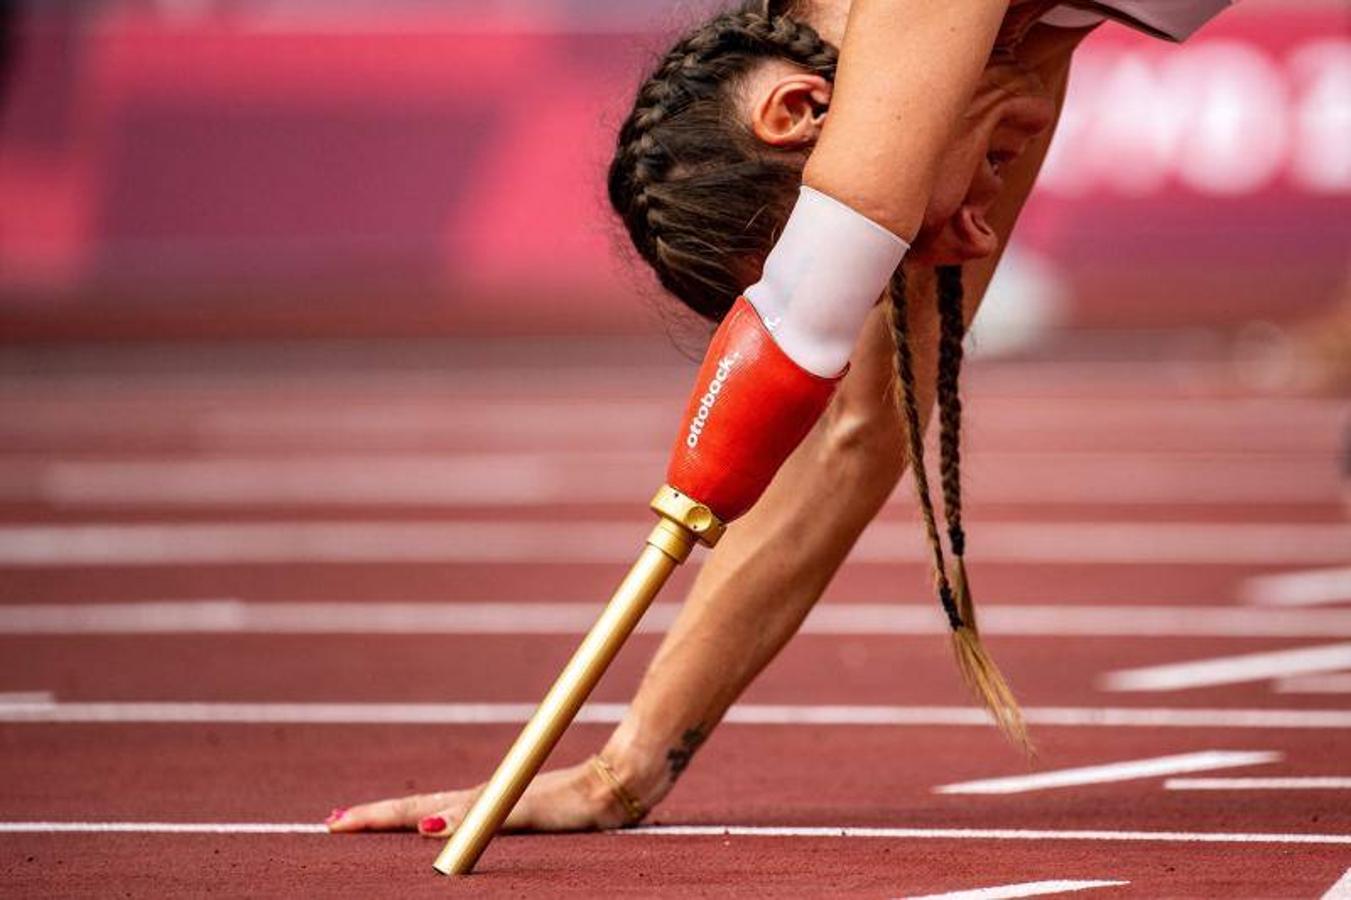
[804, 0, 1009, 238]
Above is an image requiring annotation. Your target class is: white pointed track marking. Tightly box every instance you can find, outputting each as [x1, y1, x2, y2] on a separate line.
[1242, 567, 1351, 607]
[6, 601, 1351, 638]
[904, 880, 1128, 900]
[1165, 777, 1351, 790]
[1323, 868, 1351, 900]
[0, 702, 1349, 729]
[1101, 643, 1351, 692]
[935, 751, 1280, 795]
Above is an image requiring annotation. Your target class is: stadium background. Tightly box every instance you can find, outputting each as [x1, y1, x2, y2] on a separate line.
[2, 0, 1348, 345]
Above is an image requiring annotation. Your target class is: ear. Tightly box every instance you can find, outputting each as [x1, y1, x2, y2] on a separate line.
[749, 73, 831, 149]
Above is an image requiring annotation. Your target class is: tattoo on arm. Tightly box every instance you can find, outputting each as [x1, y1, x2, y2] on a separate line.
[665, 725, 708, 781]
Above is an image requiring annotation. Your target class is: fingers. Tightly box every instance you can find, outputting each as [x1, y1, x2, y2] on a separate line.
[415, 786, 543, 839]
[415, 792, 479, 839]
[327, 763, 610, 838]
[326, 791, 456, 833]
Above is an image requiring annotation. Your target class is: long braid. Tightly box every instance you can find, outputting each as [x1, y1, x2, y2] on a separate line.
[935, 265, 976, 631]
[887, 269, 961, 631]
[891, 267, 1030, 753]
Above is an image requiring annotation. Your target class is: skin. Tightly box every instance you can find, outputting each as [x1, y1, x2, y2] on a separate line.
[329, 6, 1093, 838]
[801, 0, 1008, 239]
[747, 59, 1056, 262]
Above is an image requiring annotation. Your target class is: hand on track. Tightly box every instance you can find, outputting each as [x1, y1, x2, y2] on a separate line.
[325, 761, 633, 837]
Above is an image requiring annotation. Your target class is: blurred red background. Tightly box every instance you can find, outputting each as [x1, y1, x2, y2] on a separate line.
[1, 0, 1347, 340]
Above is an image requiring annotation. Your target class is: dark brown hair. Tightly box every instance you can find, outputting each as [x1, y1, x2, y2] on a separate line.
[607, 0, 834, 322]
[608, 2, 1028, 750]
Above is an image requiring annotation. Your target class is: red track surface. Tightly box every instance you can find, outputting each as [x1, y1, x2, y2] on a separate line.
[0, 339, 1348, 897]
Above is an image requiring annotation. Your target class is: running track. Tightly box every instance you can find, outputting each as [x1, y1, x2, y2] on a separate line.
[1, 339, 1348, 898]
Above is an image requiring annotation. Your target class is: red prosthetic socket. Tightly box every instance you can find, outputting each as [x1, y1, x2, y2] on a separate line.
[666, 297, 843, 523]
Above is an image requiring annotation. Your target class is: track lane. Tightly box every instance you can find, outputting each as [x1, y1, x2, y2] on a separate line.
[4, 633, 1351, 707]
[0, 562, 1327, 607]
[4, 832, 1347, 898]
[2, 725, 1347, 833]
[0, 342, 1345, 895]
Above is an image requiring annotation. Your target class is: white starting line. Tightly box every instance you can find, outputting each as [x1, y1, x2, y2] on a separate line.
[4, 600, 1351, 638]
[626, 826, 1351, 845]
[0, 520, 1346, 566]
[0, 822, 327, 834]
[0, 822, 1347, 845]
[934, 751, 1280, 795]
[1, 701, 1350, 729]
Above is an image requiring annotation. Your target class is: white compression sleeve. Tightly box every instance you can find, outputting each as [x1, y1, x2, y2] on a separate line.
[744, 185, 909, 377]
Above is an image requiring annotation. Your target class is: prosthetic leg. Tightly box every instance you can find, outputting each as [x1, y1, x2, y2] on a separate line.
[432, 487, 723, 875]
[432, 298, 840, 875]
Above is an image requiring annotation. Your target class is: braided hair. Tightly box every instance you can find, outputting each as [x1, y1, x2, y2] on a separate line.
[607, 0, 836, 322]
[609, 1, 1027, 750]
[886, 268, 1028, 751]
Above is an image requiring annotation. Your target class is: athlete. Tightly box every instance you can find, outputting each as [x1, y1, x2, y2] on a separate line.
[328, 0, 1236, 837]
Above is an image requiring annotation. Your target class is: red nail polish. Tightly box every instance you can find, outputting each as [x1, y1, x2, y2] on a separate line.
[325, 807, 348, 825]
[419, 816, 446, 834]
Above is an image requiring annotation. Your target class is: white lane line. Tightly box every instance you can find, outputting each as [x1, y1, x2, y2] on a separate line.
[0, 521, 1347, 567]
[1164, 777, 1351, 790]
[626, 826, 1351, 845]
[934, 751, 1279, 795]
[905, 880, 1128, 900]
[1, 702, 1349, 729]
[0, 822, 327, 834]
[1101, 643, 1351, 692]
[1, 822, 1348, 845]
[22, 453, 1336, 507]
[6, 601, 1351, 638]
[1274, 674, 1351, 694]
[1323, 867, 1351, 900]
[1241, 568, 1351, 607]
